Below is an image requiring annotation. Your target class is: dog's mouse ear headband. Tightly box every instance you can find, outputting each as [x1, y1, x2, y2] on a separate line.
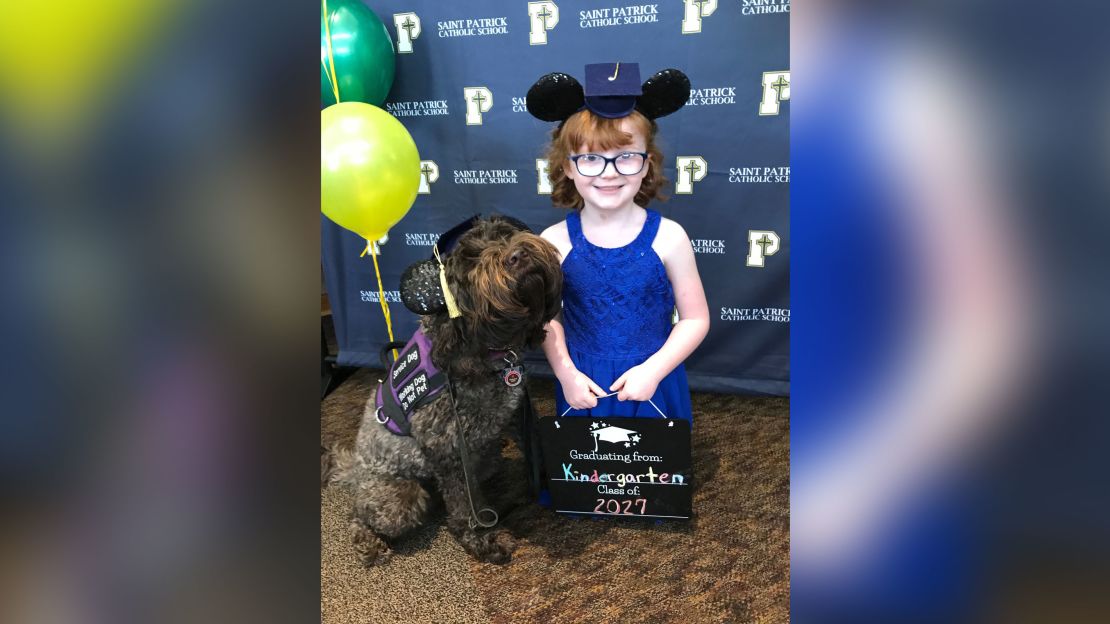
[399, 214, 482, 318]
[399, 215, 535, 317]
[399, 257, 450, 317]
[525, 62, 690, 123]
[398, 247, 462, 319]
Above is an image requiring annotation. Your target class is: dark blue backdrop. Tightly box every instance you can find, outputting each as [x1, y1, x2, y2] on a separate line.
[322, 0, 790, 395]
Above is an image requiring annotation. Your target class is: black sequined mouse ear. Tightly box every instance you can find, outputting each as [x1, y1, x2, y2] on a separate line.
[635, 68, 691, 119]
[399, 259, 446, 315]
[526, 72, 585, 122]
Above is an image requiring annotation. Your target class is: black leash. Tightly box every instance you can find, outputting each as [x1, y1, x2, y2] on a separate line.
[444, 376, 499, 529]
[520, 386, 543, 500]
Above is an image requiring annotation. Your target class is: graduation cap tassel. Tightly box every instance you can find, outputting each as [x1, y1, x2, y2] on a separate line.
[433, 246, 462, 318]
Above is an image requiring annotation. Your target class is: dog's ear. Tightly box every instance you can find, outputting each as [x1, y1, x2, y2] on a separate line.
[400, 259, 447, 315]
[513, 233, 565, 344]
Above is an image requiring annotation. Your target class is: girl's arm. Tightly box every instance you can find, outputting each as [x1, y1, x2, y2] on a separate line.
[611, 220, 710, 401]
[540, 223, 607, 409]
[541, 312, 606, 409]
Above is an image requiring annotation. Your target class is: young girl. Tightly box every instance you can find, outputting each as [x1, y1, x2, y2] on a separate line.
[528, 63, 709, 422]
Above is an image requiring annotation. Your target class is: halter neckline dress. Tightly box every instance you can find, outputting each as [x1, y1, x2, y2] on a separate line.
[555, 208, 693, 422]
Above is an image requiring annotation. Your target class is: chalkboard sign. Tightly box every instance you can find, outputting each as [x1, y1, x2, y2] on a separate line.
[539, 417, 692, 519]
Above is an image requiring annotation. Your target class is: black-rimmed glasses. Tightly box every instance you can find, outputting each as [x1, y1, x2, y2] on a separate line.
[567, 151, 647, 177]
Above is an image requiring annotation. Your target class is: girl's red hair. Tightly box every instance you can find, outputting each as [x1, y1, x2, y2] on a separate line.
[544, 109, 668, 210]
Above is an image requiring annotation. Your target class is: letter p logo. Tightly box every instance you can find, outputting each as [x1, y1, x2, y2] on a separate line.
[675, 156, 708, 194]
[464, 87, 493, 125]
[418, 160, 439, 194]
[536, 159, 553, 194]
[760, 71, 791, 115]
[682, 0, 717, 34]
[746, 230, 781, 268]
[393, 13, 421, 54]
[528, 2, 559, 45]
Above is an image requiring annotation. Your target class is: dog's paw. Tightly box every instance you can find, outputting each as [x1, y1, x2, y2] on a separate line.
[464, 529, 516, 564]
[350, 521, 392, 567]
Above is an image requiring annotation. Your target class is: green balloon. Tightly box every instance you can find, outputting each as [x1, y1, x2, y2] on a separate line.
[321, 0, 396, 106]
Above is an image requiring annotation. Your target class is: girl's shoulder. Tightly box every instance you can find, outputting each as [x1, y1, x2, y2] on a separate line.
[651, 216, 693, 256]
[540, 219, 572, 261]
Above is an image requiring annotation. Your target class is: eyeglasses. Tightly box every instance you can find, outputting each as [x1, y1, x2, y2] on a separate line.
[567, 151, 647, 177]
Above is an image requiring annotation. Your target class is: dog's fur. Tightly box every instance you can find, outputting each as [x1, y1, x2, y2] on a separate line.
[330, 217, 562, 565]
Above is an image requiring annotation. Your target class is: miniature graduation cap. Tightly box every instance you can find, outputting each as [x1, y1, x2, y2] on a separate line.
[526, 62, 690, 123]
[432, 213, 532, 257]
[590, 425, 639, 452]
[584, 62, 642, 118]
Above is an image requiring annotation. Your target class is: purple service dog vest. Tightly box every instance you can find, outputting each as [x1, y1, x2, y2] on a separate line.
[374, 328, 448, 436]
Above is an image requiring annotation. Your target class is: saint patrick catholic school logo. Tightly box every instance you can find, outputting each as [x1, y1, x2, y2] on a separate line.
[675, 156, 708, 194]
[681, 0, 716, 34]
[464, 87, 493, 125]
[528, 2, 559, 45]
[746, 230, 780, 267]
[393, 13, 421, 54]
[361, 290, 402, 303]
[760, 70, 790, 115]
[418, 160, 438, 194]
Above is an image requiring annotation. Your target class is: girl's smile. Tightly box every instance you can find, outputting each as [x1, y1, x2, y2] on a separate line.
[579, 173, 637, 211]
[593, 184, 625, 194]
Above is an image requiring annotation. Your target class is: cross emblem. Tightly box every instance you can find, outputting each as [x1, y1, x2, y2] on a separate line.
[771, 75, 790, 100]
[537, 6, 553, 29]
[470, 91, 487, 109]
[692, 0, 710, 15]
[684, 160, 702, 179]
[420, 163, 434, 184]
[401, 17, 416, 40]
[755, 234, 775, 255]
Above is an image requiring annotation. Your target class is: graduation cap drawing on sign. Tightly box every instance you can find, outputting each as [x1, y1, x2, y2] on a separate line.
[589, 422, 641, 452]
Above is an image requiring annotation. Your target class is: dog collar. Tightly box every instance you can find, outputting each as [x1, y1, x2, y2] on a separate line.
[490, 348, 524, 387]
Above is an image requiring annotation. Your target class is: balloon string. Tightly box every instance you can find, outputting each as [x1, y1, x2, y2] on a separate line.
[321, 60, 338, 99]
[369, 241, 398, 361]
[322, 0, 341, 103]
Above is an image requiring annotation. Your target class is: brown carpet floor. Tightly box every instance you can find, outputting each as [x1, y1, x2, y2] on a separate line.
[322, 368, 789, 623]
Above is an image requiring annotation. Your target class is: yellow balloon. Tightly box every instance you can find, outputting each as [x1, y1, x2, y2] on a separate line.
[321, 102, 419, 240]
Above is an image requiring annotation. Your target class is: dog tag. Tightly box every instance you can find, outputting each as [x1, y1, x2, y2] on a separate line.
[502, 365, 523, 387]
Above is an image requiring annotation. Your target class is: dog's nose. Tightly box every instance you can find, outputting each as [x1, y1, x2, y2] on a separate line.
[507, 250, 523, 266]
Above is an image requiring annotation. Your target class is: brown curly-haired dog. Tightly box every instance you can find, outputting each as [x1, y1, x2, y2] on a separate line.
[331, 216, 562, 565]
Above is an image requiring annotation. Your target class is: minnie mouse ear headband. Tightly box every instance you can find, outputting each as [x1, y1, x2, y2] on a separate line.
[525, 62, 690, 123]
[400, 214, 483, 317]
[399, 215, 535, 317]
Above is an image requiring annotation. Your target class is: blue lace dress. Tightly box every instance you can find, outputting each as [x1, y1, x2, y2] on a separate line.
[554, 208, 693, 422]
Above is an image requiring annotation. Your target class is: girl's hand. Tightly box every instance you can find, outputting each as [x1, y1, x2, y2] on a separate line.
[559, 369, 606, 410]
[610, 365, 661, 402]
